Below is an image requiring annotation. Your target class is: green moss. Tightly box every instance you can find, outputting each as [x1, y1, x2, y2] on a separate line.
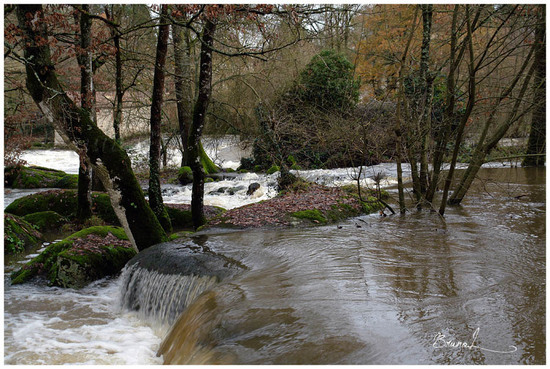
[205, 177, 214, 183]
[326, 203, 361, 222]
[6, 190, 119, 225]
[361, 196, 385, 214]
[165, 207, 193, 228]
[291, 209, 327, 224]
[266, 165, 280, 175]
[5, 166, 78, 189]
[11, 226, 133, 287]
[22, 211, 67, 232]
[253, 165, 263, 172]
[91, 193, 119, 224]
[178, 166, 193, 185]
[4, 214, 42, 254]
[55, 174, 79, 189]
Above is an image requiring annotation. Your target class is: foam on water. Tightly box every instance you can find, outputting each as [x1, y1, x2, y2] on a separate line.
[4, 276, 163, 365]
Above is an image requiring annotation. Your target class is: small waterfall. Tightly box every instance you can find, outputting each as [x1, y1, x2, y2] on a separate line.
[119, 263, 218, 326]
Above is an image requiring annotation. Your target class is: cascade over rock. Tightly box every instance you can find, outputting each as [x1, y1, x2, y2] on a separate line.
[119, 238, 244, 325]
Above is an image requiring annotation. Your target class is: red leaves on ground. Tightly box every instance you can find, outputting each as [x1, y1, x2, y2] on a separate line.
[69, 232, 131, 256]
[209, 184, 360, 228]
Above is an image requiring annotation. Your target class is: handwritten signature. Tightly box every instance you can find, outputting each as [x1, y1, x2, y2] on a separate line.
[433, 327, 517, 354]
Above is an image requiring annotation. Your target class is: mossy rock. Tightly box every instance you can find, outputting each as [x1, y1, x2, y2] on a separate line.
[5, 190, 118, 225]
[22, 211, 67, 232]
[11, 226, 135, 288]
[4, 214, 43, 255]
[5, 166, 78, 189]
[361, 197, 385, 214]
[290, 209, 327, 224]
[165, 207, 193, 228]
[266, 165, 280, 175]
[326, 203, 362, 222]
[177, 166, 193, 185]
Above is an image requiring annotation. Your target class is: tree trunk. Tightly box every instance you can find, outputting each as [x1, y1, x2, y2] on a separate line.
[105, 5, 123, 143]
[426, 5, 459, 204]
[148, 5, 172, 233]
[189, 18, 216, 229]
[523, 5, 546, 167]
[449, 41, 537, 205]
[173, 23, 194, 167]
[17, 5, 167, 251]
[75, 4, 93, 222]
[418, 4, 433, 202]
[439, 5, 477, 215]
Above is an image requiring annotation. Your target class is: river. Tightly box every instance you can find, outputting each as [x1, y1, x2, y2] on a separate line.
[4, 144, 545, 364]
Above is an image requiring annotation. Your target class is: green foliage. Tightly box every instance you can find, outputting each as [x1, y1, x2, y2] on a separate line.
[295, 50, 360, 112]
[266, 165, 280, 175]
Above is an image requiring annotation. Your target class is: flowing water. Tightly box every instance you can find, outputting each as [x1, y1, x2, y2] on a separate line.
[4, 142, 545, 364]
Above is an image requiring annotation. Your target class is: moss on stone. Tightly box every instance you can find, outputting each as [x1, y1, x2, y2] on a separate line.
[326, 203, 361, 222]
[290, 209, 327, 224]
[165, 207, 193, 228]
[266, 165, 280, 175]
[22, 211, 67, 232]
[10, 226, 134, 288]
[4, 214, 43, 254]
[5, 190, 119, 225]
[177, 166, 193, 185]
[5, 166, 78, 189]
[361, 196, 385, 214]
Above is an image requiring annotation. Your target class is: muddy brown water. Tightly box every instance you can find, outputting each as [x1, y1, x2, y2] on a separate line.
[4, 167, 545, 364]
[159, 167, 545, 364]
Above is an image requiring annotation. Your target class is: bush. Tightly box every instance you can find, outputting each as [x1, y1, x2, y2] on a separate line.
[295, 50, 360, 112]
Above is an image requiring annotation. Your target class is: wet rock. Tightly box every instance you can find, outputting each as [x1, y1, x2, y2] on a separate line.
[247, 182, 261, 195]
[228, 186, 246, 195]
[120, 238, 245, 324]
[11, 226, 135, 288]
[4, 213, 43, 254]
[22, 211, 67, 233]
[4, 165, 78, 189]
[125, 238, 244, 280]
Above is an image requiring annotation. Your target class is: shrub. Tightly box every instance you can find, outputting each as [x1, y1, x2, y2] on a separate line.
[295, 50, 360, 112]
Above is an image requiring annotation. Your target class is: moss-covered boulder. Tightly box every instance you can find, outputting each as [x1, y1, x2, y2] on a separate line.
[22, 211, 68, 232]
[5, 165, 78, 189]
[5, 190, 118, 225]
[11, 226, 136, 288]
[177, 166, 193, 185]
[4, 214, 43, 254]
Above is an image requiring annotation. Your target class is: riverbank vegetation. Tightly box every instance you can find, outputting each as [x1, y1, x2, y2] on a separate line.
[5, 4, 545, 253]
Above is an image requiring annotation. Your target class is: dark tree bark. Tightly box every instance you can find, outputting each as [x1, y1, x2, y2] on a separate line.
[172, 23, 194, 167]
[148, 5, 172, 233]
[189, 18, 216, 229]
[523, 5, 546, 167]
[17, 5, 167, 251]
[418, 4, 433, 201]
[75, 4, 93, 222]
[426, 5, 459, 204]
[113, 22, 123, 143]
